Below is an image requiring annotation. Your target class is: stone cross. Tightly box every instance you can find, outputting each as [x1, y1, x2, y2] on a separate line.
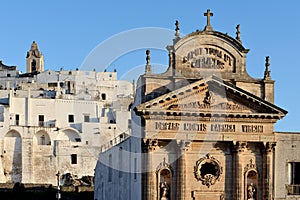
[204, 9, 213, 31]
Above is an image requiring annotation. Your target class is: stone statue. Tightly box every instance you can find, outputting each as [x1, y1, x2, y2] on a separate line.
[160, 181, 169, 200]
[247, 183, 256, 200]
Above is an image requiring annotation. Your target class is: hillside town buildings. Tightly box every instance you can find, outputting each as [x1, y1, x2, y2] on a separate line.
[0, 41, 134, 185]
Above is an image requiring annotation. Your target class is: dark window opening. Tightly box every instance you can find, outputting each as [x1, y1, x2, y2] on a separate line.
[75, 138, 81, 142]
[7, 74, 10, 77]
[200, 162, 218, 177]
[291, 162, 300, 184]
[71, 154, 77, 164]
[108, 154, 112, 182]
[101, 93, 106, 100]
[38, 115, 44, 126]
[31, 59, 37, 72]
[84, 115, 90, 122]
[15, 114, 19, 126]
[68, 114, 74, 123]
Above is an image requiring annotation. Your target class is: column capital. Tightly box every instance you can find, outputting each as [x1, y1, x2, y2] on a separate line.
[142, 138, 159, 152]
[232, 141, 247, 153]
[178, 140, 191, 152]
[263, 142, 276, 153]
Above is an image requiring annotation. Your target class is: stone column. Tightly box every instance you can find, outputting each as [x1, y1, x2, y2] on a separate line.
[232, 141, 247, 200]
[142, 139, 158, 200]
[176, 140, 191, 200]
[262, 142, 275, 200]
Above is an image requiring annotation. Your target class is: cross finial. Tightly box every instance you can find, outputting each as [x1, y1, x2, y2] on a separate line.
[264, 56, 271, 80]
[204, 9, 213, 31]
[236, 24, 242, 43]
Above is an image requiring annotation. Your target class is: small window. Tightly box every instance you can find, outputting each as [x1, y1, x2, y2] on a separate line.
[7, 74, 10, 77]
[128, 119, 131, 129]
[68, 114, 74, 123]
[15, 114, 19, 126]
[134, 157, 137, 180]
[75, 138, 81, 142]
[71, 154, 77, 164]
[84, 115, 90, 122]
[108, 154, 112, 182]
[38, 115, 44, 126]
[101, 93, 106, 100]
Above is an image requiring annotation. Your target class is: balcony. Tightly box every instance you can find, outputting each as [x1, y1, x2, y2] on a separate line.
[286, 184, 300, 195]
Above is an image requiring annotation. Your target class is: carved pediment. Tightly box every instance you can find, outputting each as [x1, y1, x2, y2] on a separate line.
[135, 76, 287, 119]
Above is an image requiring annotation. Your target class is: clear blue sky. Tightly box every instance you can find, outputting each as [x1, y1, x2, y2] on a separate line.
[0, 0, 299, 132]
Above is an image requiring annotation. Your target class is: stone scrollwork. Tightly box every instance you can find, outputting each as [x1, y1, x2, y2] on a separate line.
[194, 154, 222, 188]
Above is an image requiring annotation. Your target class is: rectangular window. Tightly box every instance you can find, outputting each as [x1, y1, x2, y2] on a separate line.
[71, 154, 77, 164]
[84, 115, 90, 122]
[290, 162, 300, 184]
[108, 154, 112, 182]
[68, 114, 74, 123]
[128, 119, 131, 129]
[15, 114, 19, 126]
[48, 82, 58, 87]
[287, 162, 300, 195]
[38, 115, 44, 126]
[134, 157, 137, 180]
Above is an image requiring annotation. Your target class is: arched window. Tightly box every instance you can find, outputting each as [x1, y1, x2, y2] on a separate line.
[31, 59, 37, 72]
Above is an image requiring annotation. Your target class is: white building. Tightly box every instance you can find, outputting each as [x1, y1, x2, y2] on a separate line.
[0, 41, 134, 185]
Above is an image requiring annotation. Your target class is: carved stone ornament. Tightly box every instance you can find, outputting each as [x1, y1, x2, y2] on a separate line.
[156, 158, 173, 174]
[194, 154, 222, 188]
[244, 158, 257, 174]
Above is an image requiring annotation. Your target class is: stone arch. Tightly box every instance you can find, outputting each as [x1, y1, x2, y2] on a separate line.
[57, 128, 81, 142]
[33, 130, 51, 145]
[3, 130, 22, 183]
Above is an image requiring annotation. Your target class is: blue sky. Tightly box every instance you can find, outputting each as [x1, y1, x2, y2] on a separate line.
[0, 0, 299, 131]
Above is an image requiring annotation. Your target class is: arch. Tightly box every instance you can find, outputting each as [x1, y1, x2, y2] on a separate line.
[156, 159, 173, 200]
[245, 169, 258, 200]
[33, 130, 51, 145]
[3, 130, 22, 183]
[5, 130, 21, 138]
[57, 128, 81, 142]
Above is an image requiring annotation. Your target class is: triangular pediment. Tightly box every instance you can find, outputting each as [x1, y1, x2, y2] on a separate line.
[135, 76, 287, 119]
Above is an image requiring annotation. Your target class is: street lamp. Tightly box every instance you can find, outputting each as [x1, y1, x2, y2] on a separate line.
[56, 171, 61, 200]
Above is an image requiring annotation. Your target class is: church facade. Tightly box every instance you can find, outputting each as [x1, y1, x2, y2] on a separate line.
[94, 10, 300, 200]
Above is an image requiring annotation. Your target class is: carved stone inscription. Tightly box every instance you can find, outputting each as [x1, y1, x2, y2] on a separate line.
[185, 47, 234, 70]
[154, 122, 265, 134]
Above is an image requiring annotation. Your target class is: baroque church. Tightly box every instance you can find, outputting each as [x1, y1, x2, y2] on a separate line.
[94, 10, 300, 200]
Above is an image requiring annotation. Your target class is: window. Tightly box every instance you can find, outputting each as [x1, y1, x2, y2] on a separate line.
[15, 114, 19, 126]
[68, 114, 74, 123]
[101, 93, 106, 100]
[38, 115, 44, 126]
[40, 135, 45, 145]
[48, 82, 58, 87]
[134, 157, 137, 180]
[71, 154, 77, 164]
[108, 154, 112, 182]
[287, 162, 300, 195]
[7, 74, 10, 77]
[84, 115, 90, 122]
[128, 119, 131, 129]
